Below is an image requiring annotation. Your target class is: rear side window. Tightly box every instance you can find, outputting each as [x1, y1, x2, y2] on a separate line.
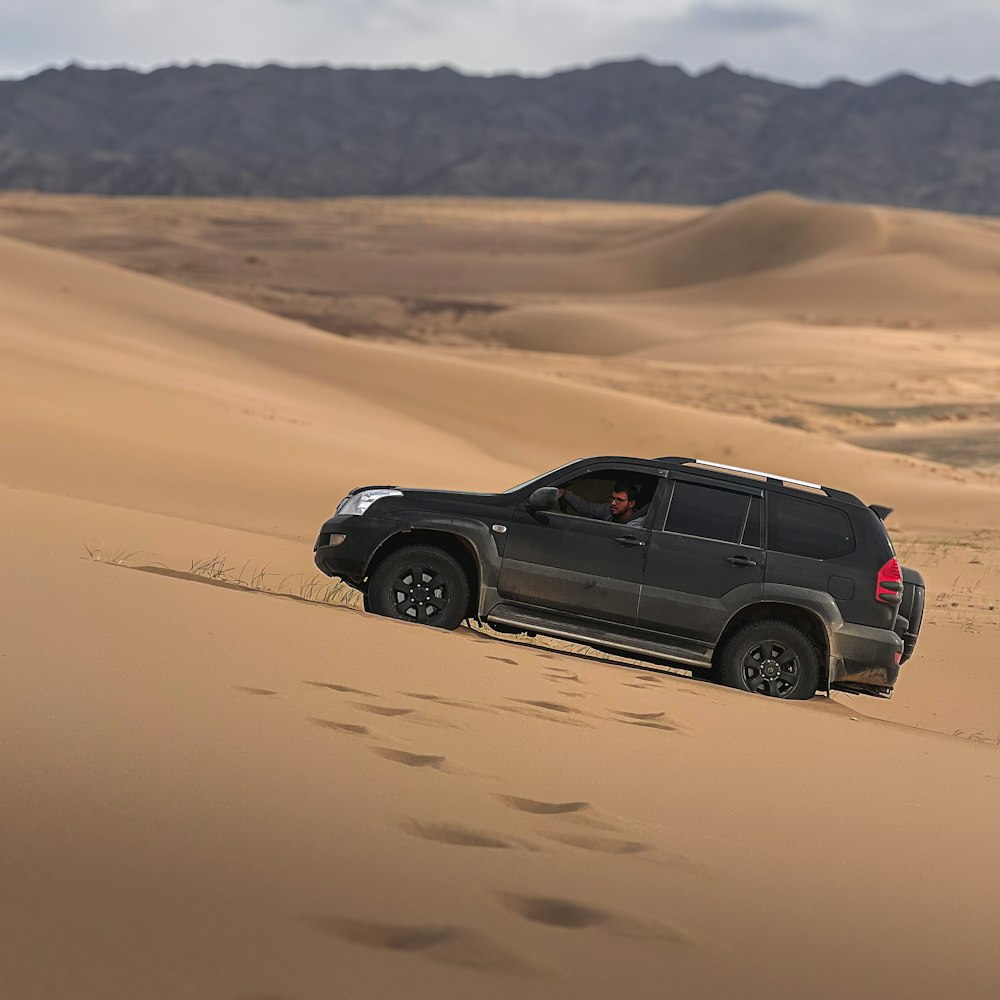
[768, 494, 855, 559]
[663, 482, 751, 544]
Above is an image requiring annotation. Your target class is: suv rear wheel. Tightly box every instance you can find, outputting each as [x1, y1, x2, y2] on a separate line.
[718, 620, 819, 700]
[365, 545, 469, 630]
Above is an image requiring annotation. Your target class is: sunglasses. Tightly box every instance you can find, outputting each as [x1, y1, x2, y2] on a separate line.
[609, 495, 632, 505]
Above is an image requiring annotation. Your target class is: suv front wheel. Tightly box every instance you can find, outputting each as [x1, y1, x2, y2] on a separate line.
[365, 545, 470, 630]
[718, 620, 820, 700]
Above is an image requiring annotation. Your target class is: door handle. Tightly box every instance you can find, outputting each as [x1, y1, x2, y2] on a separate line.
[615, 535, 645, 548]
[726, 555, 757, 567]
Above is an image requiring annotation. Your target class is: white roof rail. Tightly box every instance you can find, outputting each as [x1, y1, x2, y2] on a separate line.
[692, 459, 824, 492]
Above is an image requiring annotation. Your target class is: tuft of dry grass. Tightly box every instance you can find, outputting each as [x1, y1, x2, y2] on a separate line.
[83, 543, 163, 567]
[951, 728, 1000, 747]
[189, 553, 233, 580]
[84, 544, 362, 610]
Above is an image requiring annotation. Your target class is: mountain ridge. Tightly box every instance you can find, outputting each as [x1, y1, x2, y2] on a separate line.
[2, 59, 1000, 213]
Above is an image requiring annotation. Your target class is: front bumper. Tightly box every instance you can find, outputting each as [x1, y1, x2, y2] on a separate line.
[829, 621, 904, 697]
[313, 515, 398, 584]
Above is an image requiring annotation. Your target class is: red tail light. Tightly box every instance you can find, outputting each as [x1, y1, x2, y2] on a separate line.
[876, 557, 903, 605]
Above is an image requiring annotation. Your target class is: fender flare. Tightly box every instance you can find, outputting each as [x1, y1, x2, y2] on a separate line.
[363, 514, 503, 612]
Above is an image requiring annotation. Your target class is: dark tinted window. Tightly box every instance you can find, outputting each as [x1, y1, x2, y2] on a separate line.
[768, 494, 855, 559]
[743, 496, 763, 547]
[663, 482, 750, 543]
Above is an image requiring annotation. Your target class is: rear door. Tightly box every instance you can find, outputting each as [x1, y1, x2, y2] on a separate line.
[637, 476, 765, 644]
[764, 492, 888, 628]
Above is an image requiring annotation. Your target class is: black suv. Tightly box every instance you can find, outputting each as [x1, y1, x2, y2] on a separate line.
[314, 456, 925, 700]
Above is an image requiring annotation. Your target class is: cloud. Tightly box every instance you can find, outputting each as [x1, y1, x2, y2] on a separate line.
[617, 0, 1000, 84]
[272, 0, 471, 31]
[678, 3, 817, 33]
[1, 0, 999, 85]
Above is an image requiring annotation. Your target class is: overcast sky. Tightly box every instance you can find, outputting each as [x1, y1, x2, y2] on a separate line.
[2, 0, 998, 85]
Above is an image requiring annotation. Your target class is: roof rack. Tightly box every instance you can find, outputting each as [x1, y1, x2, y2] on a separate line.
[656, 457, 825, 493]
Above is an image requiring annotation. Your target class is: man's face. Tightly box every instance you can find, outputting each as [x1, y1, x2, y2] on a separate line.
[609, 490, 635, 522]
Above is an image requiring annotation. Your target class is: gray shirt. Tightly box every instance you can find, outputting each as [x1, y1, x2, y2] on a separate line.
[563, 491, 646, 529]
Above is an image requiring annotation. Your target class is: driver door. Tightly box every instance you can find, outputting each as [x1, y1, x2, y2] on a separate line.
[497, 472, 658, 626]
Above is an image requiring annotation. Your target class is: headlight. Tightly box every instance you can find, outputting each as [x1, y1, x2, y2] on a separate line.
[338, 488, 403, 516]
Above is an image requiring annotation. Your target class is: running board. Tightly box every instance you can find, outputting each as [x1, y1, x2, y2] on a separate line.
[486, 606, 713, 669]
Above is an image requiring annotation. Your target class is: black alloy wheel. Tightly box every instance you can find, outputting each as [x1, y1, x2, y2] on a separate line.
[741, 638, 800, 697]
[718, 620, 820, 700]
[365, 545, 469, 631]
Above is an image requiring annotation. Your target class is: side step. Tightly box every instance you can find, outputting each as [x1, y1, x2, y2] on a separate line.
[486, 605, 713, 669]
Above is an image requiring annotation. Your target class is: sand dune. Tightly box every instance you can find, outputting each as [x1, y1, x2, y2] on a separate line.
[2, 229, 997, 533]
[7, 192, 998, 481]
[478, 194, 1000, 351]
[7, 189, 1000, 319]
[595, 192, 888, 290]
[2, 195, 1000, 999]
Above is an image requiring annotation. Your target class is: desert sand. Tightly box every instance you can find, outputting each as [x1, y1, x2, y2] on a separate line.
[1, 193, 999, 998]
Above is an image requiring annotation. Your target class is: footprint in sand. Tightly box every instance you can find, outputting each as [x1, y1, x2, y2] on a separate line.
[512, 698, 582, 714]
[495, 701, 594, 728]
[539, 831, 706, 873]
[498, 894, 609, 929]
[486, 655, 519, 665]
[368, 746, 447, 770]
[544, 668, 583, 681]
[497, 893, 691, 944]
[611, 709, 679, 732]
[351, 701, 460, 730]
[621, 674, 664, 688]
[310, 719, 370, 737]
[305, 681, 378, 697]
[493, 794, 626, 833]
[351, 702, 414, 717]
[234, 686, 276, 696]
[304, 916, 537, 975]
[494, 795, 591, 816]
[542, 832, 651, 855]
[399, 819, 537, 851]
[400, 691, 497, 714]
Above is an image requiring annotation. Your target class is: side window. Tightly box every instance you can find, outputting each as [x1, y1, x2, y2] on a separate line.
[555, 471, 660, 522]
[768, 494, 855, 559]
[662, 482, 751, 544]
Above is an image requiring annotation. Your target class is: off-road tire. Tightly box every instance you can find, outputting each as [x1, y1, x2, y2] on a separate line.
[718, 620, 820, 700]
[365, 545, 469, 631]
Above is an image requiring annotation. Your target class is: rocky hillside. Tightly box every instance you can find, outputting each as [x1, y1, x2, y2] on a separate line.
[2, 60, 999, 212]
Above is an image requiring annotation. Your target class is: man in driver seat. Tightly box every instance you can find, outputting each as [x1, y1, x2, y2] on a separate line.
[558, 481, 646, 528]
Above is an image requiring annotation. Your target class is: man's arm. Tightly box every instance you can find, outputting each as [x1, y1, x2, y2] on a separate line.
[560, 490, 608, 520]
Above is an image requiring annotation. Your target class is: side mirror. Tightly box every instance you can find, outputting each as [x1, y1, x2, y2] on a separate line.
[526, 487, 560, 513]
